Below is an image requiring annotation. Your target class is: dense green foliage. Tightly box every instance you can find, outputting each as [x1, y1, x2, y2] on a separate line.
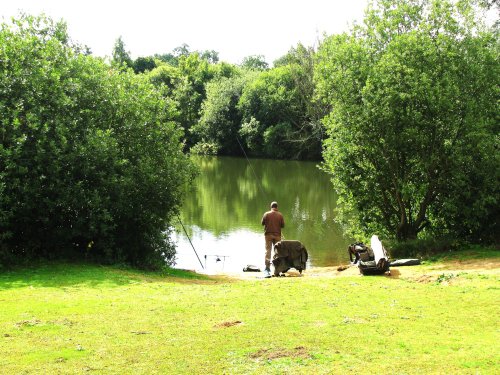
[240, 54, 269, 70]
[0, 15, 195, 267]
[193, 74, 249, 155]
[145, 52, 239, 150]
[238, 65, 313, 159]
[316, 0, 499, 242]
[128, 43, 325, 160]
[239, 44, 325, 160]
[1, 0, 497, 269]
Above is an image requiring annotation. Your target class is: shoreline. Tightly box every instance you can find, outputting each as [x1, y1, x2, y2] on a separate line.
[211, 255, 500, 281]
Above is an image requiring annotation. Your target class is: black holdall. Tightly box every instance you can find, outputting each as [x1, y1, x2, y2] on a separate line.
[350, 235, 390, 276]
[358, 257, 390, 275]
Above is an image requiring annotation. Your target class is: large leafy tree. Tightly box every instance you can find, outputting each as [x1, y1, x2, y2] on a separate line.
[191, 44, 326, 160]
[274, 43, 328, 159]
[240, 55, 269, 71]
[192, 73, 251, 155]
[238, 66, 299, 158]
[111, 36, 133, 69]
[238, 61, 323, 160]
[154, 45, 220, 67]
[316, 0, 498, 241]
[146, 54, 212, 147]
[200, 49, 219, 64]
[133, 56, 157, 73]
[147, 54, 238, 149]
[0, 15, 195, 267]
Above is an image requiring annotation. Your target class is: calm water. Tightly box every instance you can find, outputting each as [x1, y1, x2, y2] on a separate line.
[172, 156, 351, 273]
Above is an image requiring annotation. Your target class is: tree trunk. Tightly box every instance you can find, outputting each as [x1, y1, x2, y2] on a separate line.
[396, 221, 418, 241]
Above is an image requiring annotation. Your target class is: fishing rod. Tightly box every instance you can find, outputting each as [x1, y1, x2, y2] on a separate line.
[176, 214, 204, 269]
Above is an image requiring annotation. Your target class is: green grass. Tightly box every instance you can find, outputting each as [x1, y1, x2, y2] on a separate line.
[424, 244, 499, 262]
[0, 253, 498, 374]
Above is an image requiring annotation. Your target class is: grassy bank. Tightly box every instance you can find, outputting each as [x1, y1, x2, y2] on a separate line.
[1, 248, 498, 374]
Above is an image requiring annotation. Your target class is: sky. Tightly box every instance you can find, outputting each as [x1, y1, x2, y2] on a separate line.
[0, 0, 369, 64]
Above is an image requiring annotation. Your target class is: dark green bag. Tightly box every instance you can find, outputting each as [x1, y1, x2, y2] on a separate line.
[272, 240, 308, 276]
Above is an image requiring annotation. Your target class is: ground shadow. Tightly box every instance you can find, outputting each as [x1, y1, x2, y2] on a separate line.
[0, 262, 217, 290]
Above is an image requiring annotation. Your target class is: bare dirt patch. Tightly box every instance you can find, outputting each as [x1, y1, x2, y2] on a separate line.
[249, 346, 311, 361]
[413, 274, 435, 284]
[50, 318, 74, 327]
[14, 319, 42, 328]
[343, 316, 367, 324]
[214, 320, 242, 328]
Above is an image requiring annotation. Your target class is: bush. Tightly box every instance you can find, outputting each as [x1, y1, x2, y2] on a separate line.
[386, 238, 462, 260]
[0, 15, 195, 268]
[190, 142, 219, 155]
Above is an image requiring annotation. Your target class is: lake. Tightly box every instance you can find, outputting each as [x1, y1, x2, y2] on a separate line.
[172, 156, 352, 273]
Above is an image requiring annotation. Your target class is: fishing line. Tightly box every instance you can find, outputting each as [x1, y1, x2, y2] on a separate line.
[235, 135, 267, 198]
[176, 214, 204, 269]
[236, 136, 286, 239]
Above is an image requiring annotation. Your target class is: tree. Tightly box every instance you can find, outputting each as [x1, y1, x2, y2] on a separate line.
[192, 74, 248, 155]
[147, 64, 184, 93]
[133, 56, 157, 73]
[112, 36, 133, 69]
[274, 43, 328, 159]
[154, 52, 178, 66]
[172, 43, 190, 58]
[173, 53, 218, 146]
[315, 0, 498, 241]
[154, 46, 220, 67]
[0, 15, 195, 267]
[238, 63, 322, 160]
[240, 55, 269, 70]
[200, 49, 219, 64]
[147, 54, 237, 150]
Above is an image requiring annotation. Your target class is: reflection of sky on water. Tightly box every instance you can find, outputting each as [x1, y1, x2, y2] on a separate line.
[172, 225, 319, 274]
[172, 227, 266, 274]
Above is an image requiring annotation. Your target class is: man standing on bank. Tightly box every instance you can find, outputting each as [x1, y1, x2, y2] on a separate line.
[261, 201, 285, 278]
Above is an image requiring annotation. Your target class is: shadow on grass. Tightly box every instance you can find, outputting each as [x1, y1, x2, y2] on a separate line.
[0, 262, 213, 290]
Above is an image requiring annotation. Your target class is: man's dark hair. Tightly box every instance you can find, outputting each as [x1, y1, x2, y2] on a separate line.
[271, 201, 278, 208]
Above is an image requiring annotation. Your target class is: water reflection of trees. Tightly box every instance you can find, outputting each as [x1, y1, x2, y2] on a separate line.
[180, 156, 351, 263]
